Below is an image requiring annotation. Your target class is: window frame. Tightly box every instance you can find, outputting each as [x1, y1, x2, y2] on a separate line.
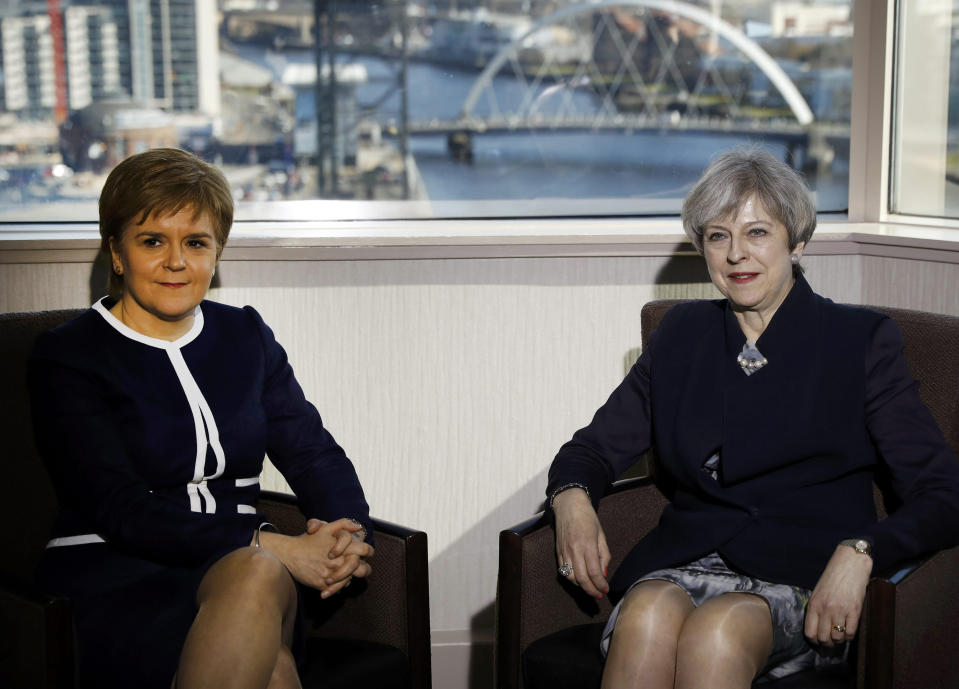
[4, 0, 959, 255]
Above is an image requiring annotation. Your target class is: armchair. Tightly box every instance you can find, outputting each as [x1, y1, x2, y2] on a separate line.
[496, 300, 959, 689]
[0, 308, 431, 689]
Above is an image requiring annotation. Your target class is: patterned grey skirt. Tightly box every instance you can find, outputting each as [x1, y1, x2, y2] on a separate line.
[600, 552, 846, 682]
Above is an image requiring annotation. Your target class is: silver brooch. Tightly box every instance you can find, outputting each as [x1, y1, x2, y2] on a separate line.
[737, 342, 768, 375]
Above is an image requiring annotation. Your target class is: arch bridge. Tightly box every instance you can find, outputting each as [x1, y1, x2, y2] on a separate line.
[393, 0, 846, 166]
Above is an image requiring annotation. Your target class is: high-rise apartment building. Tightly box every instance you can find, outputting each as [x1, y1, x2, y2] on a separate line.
[1, 14, 56, 117]
[64, 5, 121, 110]
[79, 0, 219, 114]
[0, 0, 218, 118]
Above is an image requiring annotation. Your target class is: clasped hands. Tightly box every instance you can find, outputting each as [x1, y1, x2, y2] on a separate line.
[258, 517, 374, 599]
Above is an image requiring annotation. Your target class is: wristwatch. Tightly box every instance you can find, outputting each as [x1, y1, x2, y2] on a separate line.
[840, 538, 873, 558]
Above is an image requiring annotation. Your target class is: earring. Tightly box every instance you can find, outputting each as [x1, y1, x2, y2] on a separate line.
[114, 264, 123, 275]
[790, 254, 800, 266]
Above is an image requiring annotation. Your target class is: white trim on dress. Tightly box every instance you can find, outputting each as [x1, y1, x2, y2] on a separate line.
[92, 298, 225, 514]
[46, 534, 106, 548]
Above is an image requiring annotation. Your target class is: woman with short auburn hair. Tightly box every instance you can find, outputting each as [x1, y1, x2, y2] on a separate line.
[548, 149, 959, 687]
[98, 148, 234, 297]
[30, 148, 374, 689]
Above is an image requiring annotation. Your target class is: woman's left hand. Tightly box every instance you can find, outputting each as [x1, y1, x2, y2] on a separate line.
[804, 545, 873, 646]
[306, 518, 373, 598]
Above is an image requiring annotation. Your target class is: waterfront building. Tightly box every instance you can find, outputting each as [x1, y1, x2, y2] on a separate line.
[770, 1, 852, 37]
[0, 0, 218, 119]
[1, 14, 56, 118]
[64, 5, 121, 111]
[73, 0, 220, 116]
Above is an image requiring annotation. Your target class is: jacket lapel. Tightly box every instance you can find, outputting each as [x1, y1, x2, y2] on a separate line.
[720, 274, 823, 485]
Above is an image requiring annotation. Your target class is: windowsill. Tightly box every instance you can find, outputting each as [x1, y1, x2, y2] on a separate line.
[2, 217, 959, 263]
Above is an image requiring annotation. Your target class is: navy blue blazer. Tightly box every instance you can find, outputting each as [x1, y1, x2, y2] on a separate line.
[29, 299, 371, 572]
[548, 275, 959, 593]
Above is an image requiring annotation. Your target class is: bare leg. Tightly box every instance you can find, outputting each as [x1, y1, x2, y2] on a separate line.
[675, 592, 773, 689]
[266, 645, 302, 689]
[176, 547, 299, 689]
[601, 580, 695, 689]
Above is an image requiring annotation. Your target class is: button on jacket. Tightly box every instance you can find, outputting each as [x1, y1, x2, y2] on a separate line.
[548, 275, 959, 594]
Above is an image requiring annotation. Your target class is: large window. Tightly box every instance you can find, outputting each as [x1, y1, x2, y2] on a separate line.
[890, 0, 959, 220]
[0, 0, 854, 222]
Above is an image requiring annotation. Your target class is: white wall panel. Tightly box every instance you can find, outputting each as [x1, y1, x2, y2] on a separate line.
[861, 256, 959, 314]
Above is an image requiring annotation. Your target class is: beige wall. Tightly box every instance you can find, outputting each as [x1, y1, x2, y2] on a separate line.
[2, 246, 957, 688]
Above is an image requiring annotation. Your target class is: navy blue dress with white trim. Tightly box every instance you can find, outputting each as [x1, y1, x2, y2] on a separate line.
[28, 298, 372, 688]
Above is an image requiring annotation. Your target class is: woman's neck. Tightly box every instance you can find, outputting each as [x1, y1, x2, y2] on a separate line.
[109, 298, 195, 341]
[732, 283, 793, 342]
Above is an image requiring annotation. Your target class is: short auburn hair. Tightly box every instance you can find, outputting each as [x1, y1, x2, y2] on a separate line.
[99, 148, 233, 297]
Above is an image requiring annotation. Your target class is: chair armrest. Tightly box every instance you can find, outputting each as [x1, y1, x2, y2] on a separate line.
[495, 477, 666, 689]
[858, 544, 959, 689]
[0, 573, 75, 689]
[256, 491, 432, 689]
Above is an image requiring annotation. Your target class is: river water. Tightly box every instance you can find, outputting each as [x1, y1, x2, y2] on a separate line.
[245, 47, 849, 212]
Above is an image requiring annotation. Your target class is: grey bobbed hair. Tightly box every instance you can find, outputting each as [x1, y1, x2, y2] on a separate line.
[681, 149, 816, 256]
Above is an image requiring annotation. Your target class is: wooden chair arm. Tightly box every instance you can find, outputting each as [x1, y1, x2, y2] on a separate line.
[858, 544, 959, 689]
[255, 491, 432, 689]
[495, 477, 666, 689]
[0, 573, 75, 689]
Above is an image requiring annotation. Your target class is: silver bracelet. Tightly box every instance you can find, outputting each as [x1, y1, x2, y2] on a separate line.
[548, 482, 591, 509]
[254, 521, 276, 548]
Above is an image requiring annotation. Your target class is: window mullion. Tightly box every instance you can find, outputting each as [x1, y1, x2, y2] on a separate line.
[847, 0, 894, 222]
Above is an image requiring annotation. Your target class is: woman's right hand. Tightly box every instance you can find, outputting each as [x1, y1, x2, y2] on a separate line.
[552, 488, 610, 598]
[258, 518, 374, 598]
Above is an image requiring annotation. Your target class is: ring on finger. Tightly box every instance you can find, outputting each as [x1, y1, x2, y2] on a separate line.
[558, 562, 573, 578]
[831, 624, 845, 633]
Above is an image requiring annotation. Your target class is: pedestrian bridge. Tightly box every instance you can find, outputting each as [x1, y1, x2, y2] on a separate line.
[390, 0, 846, 163]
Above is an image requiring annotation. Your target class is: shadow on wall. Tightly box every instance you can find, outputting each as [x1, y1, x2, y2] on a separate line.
[89, 252, 110, 305]
[652, 253, 713, 301]
[427, 468, 547, 689]
[431, 462, 653, 688]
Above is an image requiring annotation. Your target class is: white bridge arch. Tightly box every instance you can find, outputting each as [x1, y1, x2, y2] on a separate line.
[459, 0, 814, 127]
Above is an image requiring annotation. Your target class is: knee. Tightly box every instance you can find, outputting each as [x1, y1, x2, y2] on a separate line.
[199, 547, 295, 608]
[614, 580, 693, 638]
[677, 598, 771, 675]
[678, 608, 738, 661]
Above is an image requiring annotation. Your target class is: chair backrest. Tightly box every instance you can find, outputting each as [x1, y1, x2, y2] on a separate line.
[640, 300, 959, 516]
[1, 308, 86, 584]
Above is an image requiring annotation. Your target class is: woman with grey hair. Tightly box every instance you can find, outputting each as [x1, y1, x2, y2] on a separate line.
[547, 149, 959, 687]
